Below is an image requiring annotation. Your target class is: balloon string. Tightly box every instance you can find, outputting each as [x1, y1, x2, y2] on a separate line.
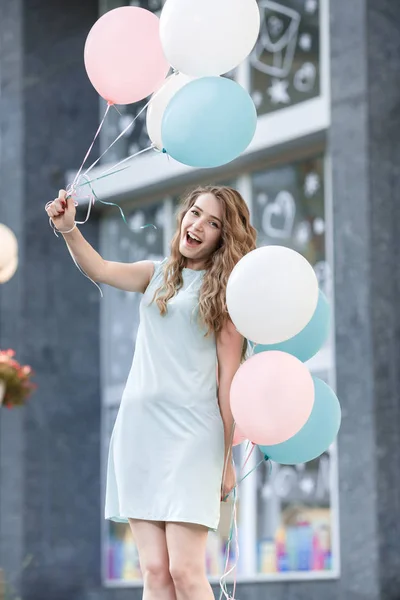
[78, 75, 175, 184]
[222, 446, 267, 503]
[219, 450, 270, 600]
[71, 102, 111, 189]
[70, 143, 154, 202]
[219, 487, 238, 600]
[96, 144, 154, 179]
[70, 71, 179, 197]
[65, 241, 104, 298]
[78, 107, 147, 182]
[240, 442, 256, 472]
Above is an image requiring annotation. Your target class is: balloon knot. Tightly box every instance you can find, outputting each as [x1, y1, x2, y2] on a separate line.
[264, 454, 270, 462]
[162, 148, 167, 154]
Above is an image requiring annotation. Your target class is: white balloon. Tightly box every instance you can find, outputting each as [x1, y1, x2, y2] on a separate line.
[226, 246, 319, 345]
[146, 72, 193, 150]
[160, 0, 260, 77]
[0, 254, 18, 284]
[0, 224, 18, 270]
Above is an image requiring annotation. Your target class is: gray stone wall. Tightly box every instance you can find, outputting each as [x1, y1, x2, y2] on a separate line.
[0, 1, 25, 598]
[0, 1, 101, 599]
[330, 1, 400, 599]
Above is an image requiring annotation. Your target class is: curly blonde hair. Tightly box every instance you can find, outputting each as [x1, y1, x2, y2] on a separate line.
[153, 186, 257, 340]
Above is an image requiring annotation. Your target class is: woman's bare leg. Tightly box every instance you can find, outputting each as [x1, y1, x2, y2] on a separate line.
[129, 519, 177, 600]
[166, 522, 214, 600]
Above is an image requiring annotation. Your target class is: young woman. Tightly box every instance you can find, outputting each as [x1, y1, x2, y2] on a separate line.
[46, 185, 257, 600]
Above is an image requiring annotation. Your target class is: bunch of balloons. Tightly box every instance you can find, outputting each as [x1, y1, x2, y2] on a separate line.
[226, 246, 341, 465]
[84, 0, 260, 168]
[0, 224, 18, 284]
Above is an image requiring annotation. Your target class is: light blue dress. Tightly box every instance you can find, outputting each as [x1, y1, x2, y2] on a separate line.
[105, 259, 225, 530]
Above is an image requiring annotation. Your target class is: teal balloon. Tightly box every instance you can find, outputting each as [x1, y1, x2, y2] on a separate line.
[254, 290, 330, 363]
[161, 76, 257, 168]
[258, 377, 341, 465]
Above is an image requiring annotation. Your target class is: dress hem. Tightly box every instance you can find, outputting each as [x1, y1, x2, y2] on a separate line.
[105, 512, 218, 532]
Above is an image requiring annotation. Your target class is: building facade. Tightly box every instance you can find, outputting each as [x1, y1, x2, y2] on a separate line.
[1, 0, 400, 599]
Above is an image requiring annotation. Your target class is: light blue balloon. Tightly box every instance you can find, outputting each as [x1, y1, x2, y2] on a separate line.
[258, 377, 341, 465]
[253, 290, 330, 363]
[161, 76, 257, 168]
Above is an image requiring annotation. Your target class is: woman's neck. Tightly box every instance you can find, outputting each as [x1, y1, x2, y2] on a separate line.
[184, 259, 206, 271]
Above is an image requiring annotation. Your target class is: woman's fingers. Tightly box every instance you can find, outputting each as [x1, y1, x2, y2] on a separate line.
[46, 199, 65, 218]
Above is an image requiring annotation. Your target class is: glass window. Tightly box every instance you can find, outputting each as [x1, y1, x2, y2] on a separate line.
[250, 0, 321, 115]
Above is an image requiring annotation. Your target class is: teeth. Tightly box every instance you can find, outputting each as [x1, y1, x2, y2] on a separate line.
[188, 232, 201, 242]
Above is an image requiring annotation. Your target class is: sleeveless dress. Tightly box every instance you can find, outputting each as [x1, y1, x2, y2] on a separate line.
[105, 259, 225, 530]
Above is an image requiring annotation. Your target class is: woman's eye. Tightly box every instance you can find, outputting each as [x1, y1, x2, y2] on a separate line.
[210, 221, 219, 228]
[191, 210, 199, 216]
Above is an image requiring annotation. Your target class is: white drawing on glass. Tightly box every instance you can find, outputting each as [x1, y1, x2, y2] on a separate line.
[304, 171, 320, 197]
[299, 32, 312, 51]
[273, 466, 298, 499]
[146, 231, 157, 246]
[314, 261, 332, 299]
[124, 106, 149, 152]
[316, 454, 330, 499]
[261, 483, 273, 500]
[119, 114, 134, 137]
[295, 221, 311, 246]
[148, 0, 161, 10]
[267, 78, 291, 104]
[257, 192, 268, 206]
[313, 217, 325, 235]
[299, 476, 315, 495]
[305, 0, 318, 14]
[262, 190, 296, 239]
[129, 211, 146, 231]
[252, 90, 264, 108]
[129, 142, 140, 155]
[268, 15, 284, 36]
[294, 62, 316, 93]
[250, 1, 301, 79]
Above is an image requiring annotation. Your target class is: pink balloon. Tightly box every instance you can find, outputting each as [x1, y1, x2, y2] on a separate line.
[84, 7, 170, 105]
[232, 425, 247, 446]
[230, 351, 314, 445]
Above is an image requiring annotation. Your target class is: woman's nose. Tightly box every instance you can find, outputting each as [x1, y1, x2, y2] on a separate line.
[192, 219, 204, 231]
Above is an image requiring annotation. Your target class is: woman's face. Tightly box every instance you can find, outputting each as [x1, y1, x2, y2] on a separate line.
[179, 193, 223, 268]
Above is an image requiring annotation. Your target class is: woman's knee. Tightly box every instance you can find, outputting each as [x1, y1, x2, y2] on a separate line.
[169, 562, 205, 591]
[142, 559, 171, 590]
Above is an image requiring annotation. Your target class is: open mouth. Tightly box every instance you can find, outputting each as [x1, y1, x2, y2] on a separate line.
[186, 231, 202, 247]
